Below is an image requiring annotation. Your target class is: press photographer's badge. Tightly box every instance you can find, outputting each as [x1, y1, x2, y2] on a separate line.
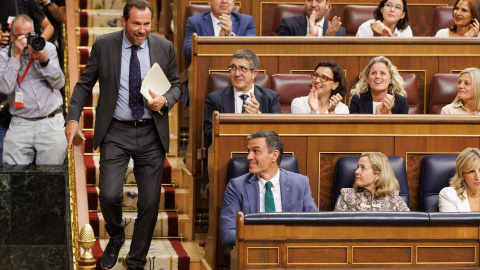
[14, 92, 23, 108]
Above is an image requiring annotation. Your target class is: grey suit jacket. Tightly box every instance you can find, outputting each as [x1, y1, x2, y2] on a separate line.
[220, 168, 318, 246]
[66, 30, 181, 152]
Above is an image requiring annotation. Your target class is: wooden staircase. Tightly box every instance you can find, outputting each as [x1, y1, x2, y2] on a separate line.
[67, 1, 205, 269]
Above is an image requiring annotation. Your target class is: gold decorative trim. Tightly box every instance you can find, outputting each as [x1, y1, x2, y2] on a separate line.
[219, 134, 480, 138]
[415, 246, 477, 264]
[199, 53, 480, 57]
[246, 246, 280, 265]
[287, 246, 348, 265]
[65, 20, 80, 269]
[208, 69, 267, 74]
[352, 246, 413, 264]
[230, 151, 294, 159]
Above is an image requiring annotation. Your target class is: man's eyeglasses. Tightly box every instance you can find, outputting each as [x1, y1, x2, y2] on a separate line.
[311, 72, 334, 82]
[385, 2, 403, 11]
[228, 65, 254, 74]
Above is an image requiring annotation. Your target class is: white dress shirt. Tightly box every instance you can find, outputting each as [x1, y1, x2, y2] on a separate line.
[306, 16, 324, 36]
[233, 86, 254, 113]
[258, 169, 283, 212]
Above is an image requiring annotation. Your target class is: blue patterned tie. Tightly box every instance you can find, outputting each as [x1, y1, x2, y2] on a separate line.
[129, 45, 144, 120]
[240, 94, 249, 113]
[265, 181, 275, 212]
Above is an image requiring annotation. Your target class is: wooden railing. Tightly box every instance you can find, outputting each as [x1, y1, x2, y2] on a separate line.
[65, 0, 90, 267]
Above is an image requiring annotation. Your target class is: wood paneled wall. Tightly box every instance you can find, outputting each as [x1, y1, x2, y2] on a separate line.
[204, 113, 480, 269]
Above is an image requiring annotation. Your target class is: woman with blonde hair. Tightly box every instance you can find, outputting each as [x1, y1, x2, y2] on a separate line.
[439, 147, 480, 212]
[334, 152, 410, 211]
[441, 67, 480, 114]
[349, 56, 409, 114]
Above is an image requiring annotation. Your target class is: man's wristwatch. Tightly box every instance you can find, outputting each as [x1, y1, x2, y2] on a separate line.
[40, 58, 50, 67]
[229, 32, 235, 36]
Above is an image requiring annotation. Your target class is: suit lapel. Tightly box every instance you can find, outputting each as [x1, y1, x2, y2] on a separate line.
[246, 174, 260, 213]
[112, 31, 123, 94]
[253, 86, 266, 113]
[231, 13, 238, 33]
[322, 19, 329, 36]
[279, 170, 292, 211]
[202, 12, 215, 36]
[299, 16, 308, 36]
[221, 86, 235, 113]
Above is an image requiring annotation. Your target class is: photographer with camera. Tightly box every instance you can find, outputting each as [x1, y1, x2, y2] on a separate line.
[0, 14, 65, 165]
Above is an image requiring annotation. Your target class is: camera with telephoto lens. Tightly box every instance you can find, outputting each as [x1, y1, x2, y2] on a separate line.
[25, 32, 45, 51]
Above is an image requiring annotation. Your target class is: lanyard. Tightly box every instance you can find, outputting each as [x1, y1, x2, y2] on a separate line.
[17, 57, 34, 88]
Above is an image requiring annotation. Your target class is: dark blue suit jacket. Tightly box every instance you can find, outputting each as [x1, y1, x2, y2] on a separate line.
[349, 92, 409, 114]
[220, 168, 318, 246]
[183, 11, 256, 62]
[278, 15, 346, 36]
[203, 85, 281, 147]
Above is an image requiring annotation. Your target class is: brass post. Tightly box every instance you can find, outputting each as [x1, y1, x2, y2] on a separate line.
[77, 224, 96, 269]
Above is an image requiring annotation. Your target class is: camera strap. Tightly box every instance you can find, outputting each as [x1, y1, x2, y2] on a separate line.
[17, 57, 33, 88]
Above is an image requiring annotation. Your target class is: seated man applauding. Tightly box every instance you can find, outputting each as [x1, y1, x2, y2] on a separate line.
[220, 130, 318, 247]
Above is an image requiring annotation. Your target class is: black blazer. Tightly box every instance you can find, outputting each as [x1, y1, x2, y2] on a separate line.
[66, 30, 181, 152]
[203, 85, 282, 147]
[278, 15, 346, 36]
[349, 92, 409, 114]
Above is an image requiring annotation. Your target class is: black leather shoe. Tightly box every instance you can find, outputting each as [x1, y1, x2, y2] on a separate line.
[101, 233, 125, 269]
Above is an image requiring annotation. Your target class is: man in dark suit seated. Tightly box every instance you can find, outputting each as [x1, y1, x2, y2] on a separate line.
[203, 49, 281, 147]
[183, 0, 256, 63]
[220, 130, 318, 247]
[278, 0, 346, 36]
[202, 49, 281, 189]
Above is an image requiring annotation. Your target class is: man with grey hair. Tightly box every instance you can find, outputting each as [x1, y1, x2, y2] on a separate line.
[220, 130, 318, 247]
[203, 49, 281, 147]
[0, 14, 65, 164]
[202, 50, 281, 189]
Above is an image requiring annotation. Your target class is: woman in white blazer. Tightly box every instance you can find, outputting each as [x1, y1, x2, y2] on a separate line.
[439, 147, 480, 212]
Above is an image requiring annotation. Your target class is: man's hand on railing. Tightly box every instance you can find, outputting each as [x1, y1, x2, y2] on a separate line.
[65, 121, 86, 149]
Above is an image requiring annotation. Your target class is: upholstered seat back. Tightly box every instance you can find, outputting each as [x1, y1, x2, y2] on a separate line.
[226, 155, 299, 183]
[341, 5, 376, 36]
[401, 73, 420, 114]
[271, 4, 306, 35]
[428, 74, 458, 114]
[270, 74, 311, 113]
[206, 72, 270, 96]
[333, 156, 410, 209]
[430, 6, 454, 36]
[420, 155, 457, 212]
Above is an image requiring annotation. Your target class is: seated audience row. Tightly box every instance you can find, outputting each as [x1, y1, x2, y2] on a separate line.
[204, 50, 479, 148]
[184, 0, 480, 62]
[220, 130, 410, 247]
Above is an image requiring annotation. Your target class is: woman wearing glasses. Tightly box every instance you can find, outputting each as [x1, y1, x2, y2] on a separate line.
[349, 56, 409, 114]
[356, 0, 412, 37]
[291, 61, 349, 114]
[435, 0, 480, 37]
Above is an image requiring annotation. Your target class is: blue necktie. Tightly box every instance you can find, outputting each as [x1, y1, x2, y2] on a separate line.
[240, 94, 249, 113]
[265, 181, 275, 212]
[129, 45, 144, 120]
